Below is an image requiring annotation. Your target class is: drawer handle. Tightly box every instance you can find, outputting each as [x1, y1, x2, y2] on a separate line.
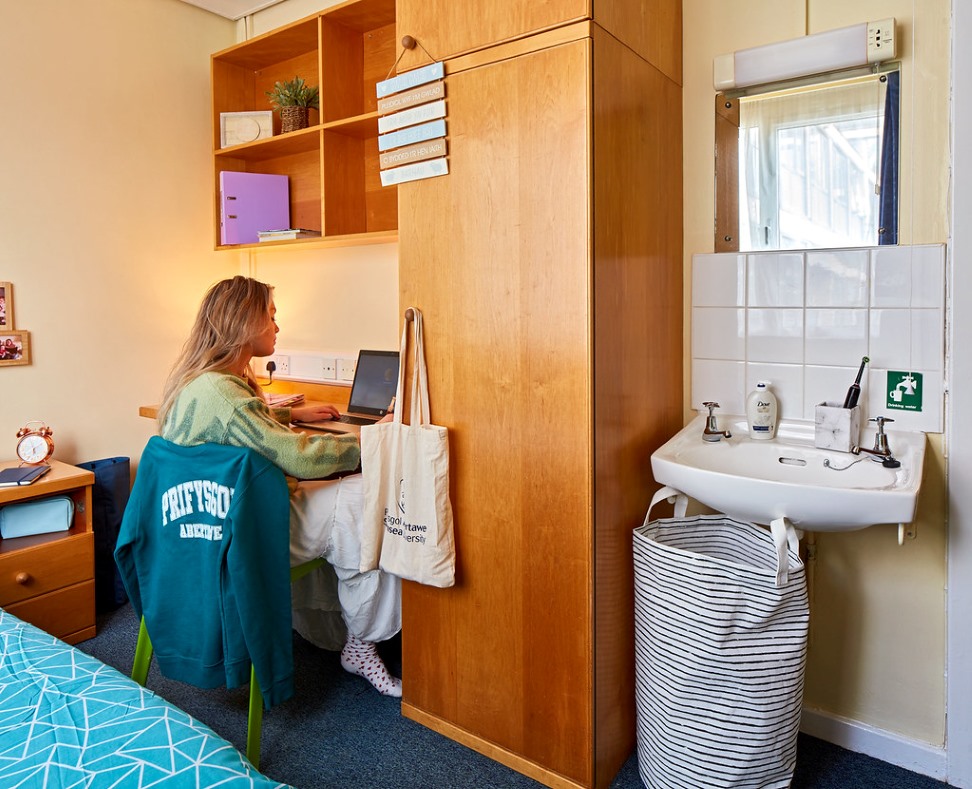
[15, 572, 31, 585]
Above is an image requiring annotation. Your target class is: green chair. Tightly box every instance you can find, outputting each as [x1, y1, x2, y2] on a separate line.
[130, 557, 325, 770]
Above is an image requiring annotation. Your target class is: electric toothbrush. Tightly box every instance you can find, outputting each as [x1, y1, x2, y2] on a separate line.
[842, 356, 869, 409]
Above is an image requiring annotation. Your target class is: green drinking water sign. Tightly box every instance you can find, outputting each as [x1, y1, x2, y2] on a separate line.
[887, 371, 923, 412]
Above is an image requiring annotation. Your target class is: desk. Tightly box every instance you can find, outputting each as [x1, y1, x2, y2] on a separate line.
[139, 380, 352, 420]
[0, 460, 96, 643]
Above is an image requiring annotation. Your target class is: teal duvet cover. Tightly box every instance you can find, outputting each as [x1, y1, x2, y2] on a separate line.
[0, 607, 289, 788]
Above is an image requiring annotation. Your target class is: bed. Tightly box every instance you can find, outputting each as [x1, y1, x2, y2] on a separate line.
[0, 607, 289, 787]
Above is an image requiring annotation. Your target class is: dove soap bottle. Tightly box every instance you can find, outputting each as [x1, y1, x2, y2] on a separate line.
[746, 381, 778, 440]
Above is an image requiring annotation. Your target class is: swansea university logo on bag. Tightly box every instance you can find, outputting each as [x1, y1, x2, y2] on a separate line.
[382, 478, 428, 544]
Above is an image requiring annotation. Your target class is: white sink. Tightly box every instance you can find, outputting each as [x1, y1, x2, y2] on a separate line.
[650, 415, 927, 531]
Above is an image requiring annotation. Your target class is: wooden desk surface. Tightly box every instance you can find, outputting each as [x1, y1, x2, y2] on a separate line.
[139, 380, 352, 420]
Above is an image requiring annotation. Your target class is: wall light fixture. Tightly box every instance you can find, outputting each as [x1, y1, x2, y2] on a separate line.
[713, 19, 896, 91]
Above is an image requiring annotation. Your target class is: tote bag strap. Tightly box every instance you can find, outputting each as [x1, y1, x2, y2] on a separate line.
[398, 307, 432, 427]
[393, 316, 409, 425]
[410, 308, 431, 427]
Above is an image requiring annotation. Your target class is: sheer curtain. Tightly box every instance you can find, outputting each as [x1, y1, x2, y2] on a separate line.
[738, 74, 890, 251]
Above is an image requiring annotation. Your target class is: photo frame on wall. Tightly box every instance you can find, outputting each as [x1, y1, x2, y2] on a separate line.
[0, 330, 29, 366]
[0, 281, 13, 330]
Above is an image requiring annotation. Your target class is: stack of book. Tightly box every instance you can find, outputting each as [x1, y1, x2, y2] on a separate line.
[0, 464, 51, 487]
[257, 228, 322, 242]
[264, 392, 305, 407]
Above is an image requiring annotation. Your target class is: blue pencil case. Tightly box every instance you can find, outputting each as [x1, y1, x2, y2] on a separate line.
[0, 496, 74, 539]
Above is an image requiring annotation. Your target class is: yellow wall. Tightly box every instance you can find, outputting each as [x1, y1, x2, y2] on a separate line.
[683, 0, 949, 744]
[0, 0, 237, 466]
[0, 0, 399, 470]
[240, 0, 402, 356]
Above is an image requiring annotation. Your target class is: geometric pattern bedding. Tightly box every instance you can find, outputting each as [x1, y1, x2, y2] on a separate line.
[0, 608, 291, 788]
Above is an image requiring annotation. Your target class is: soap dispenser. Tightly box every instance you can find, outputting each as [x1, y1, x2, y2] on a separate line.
[746, 381, 778, 440]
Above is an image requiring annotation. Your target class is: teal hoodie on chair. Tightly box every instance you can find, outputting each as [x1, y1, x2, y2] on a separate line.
[114, 436, 294, 707]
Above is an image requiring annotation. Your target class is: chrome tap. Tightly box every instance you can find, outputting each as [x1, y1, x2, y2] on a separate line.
[702, 402, 732, 442]
[851, 416, 901, 468]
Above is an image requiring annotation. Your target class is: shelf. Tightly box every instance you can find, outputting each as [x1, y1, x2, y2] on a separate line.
[210, 0, 398, 249]
[215, 125, 321, 161]
[216, 228, 397, 252]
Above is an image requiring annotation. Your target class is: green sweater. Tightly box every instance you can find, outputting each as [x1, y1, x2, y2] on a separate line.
[161, 372, 360, 480]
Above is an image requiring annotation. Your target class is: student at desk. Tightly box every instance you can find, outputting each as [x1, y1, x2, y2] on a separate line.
[156, 276, 401, 697]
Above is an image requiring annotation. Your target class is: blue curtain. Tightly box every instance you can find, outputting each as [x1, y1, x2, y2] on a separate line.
[879, 71, 900, 245]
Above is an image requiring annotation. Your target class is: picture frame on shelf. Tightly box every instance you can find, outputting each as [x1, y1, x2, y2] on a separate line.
[220, 111, 273, 148]
[0, 330, 29, 367]
[0, 281, 13, 330]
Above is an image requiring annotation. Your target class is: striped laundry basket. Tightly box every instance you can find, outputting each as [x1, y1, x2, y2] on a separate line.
[632, 489, 809, 789]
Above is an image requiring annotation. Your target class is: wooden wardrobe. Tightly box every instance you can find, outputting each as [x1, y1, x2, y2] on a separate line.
[395, 3, 683, 786]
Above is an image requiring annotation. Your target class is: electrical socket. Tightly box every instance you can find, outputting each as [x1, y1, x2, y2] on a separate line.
[271, 355, 290, 376]
[321, 358, 337, 380]
[337, 358, 356, 382]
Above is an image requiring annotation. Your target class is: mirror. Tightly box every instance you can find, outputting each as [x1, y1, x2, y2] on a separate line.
[715, 66, 899, 252]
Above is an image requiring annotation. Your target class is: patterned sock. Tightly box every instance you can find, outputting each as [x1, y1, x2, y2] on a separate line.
[340, 633, 402, 698]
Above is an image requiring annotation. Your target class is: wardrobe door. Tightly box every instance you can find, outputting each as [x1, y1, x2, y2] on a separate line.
[397, 0, 588, 64]
[398, 39, 595, 785]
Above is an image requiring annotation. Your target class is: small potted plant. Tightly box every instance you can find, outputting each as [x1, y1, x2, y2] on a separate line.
[265, 76, 320, 134]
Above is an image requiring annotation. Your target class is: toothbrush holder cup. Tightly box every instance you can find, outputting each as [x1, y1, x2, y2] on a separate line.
[815, 402, 862, 453]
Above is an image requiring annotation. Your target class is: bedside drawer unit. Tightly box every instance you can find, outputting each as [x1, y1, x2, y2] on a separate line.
[5, 580, 96, 644]
[0, 533, 94, 605]
[0, 460, 96, 643]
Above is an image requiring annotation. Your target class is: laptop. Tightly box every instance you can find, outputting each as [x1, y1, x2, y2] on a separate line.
[293, 349, 399, 435]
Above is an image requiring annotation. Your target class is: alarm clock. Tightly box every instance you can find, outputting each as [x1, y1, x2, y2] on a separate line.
[16, 421, 54, 465]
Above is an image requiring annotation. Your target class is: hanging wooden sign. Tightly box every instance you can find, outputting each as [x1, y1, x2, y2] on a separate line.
[379, 99, 447, 134]
[377, 81, 445, 115]
[380, 158, 449, 187]
[380, 138, 448, 170]
[376, 62, 444, 99]
[376, 55, 448, 186]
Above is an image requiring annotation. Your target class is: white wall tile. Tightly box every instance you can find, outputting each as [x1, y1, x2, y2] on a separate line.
[748, 253, 804, 306]
[747, 308, 804, 362]
[693, 253, 746, 306]
[692, 359, 746, 415]
[805, 365, 861, 420]
[911, 244, 946, 308]
[691, 307, 745, 360]
[805, 309, 868, 365]
[807, 249, 869, 307]
[869, 309, 912, 369]
[746, 363, 804, 420]
[871, 246, 912, 307]
[912, 309, 945, 372]
[689, 244, 944, 430]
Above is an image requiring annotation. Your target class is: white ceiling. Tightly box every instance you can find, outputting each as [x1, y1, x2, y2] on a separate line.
[177, 0, 285, 20]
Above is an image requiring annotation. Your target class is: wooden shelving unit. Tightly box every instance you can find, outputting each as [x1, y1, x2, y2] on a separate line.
[210, 0, 398, 250]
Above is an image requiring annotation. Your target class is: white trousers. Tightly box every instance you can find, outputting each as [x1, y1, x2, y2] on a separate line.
[289, 473, 401, 646]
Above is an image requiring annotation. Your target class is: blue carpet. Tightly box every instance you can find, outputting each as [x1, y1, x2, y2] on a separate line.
[77, 605, 949, 788]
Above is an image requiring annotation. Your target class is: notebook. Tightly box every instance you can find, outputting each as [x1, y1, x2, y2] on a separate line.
[294, 350, 400, 435]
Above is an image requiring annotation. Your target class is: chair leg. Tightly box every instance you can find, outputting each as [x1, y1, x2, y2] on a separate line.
[240, 558, 319, 769]
[246, 665, 264, 770]
[290, 556, 324, 582]
[132, 617, 154, 686]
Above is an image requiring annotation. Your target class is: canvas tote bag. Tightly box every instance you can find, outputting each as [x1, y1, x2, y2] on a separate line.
[360, 308, 455, 587]
[632, 487, 809, 789]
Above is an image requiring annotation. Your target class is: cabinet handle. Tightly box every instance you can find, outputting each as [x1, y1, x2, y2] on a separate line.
[15, 571, 31, 585]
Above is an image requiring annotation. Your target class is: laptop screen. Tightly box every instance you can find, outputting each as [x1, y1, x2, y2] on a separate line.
[347, 350, 400, 416]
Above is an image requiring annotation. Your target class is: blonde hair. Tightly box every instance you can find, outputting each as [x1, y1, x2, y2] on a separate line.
[157, 276, 273, 429]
